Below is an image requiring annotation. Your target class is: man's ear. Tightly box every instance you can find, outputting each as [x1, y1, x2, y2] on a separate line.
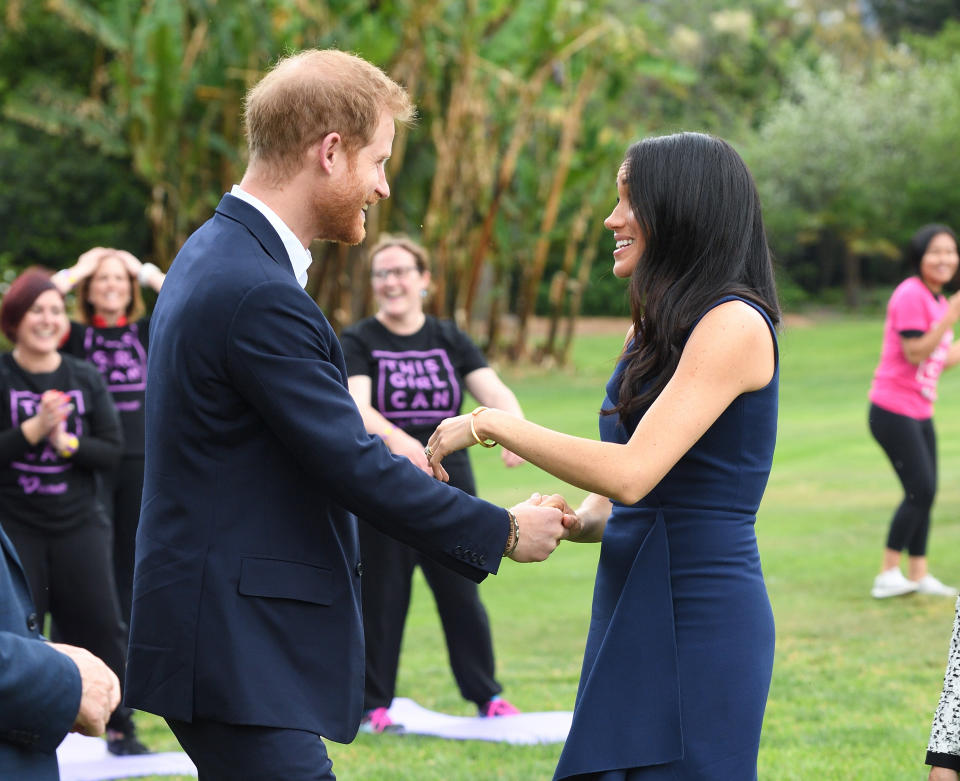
[311, 132, 342, 175]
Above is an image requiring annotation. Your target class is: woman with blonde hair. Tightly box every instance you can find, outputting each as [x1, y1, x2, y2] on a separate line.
[54, 247, 164, 628]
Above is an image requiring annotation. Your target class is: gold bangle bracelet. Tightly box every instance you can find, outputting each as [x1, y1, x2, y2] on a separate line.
[470, 406, 496, 448]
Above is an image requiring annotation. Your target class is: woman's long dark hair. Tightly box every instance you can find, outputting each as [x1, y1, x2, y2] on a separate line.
[605, 132, 780, 424]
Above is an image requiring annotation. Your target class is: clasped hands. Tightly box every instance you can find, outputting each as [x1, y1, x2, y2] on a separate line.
[507, 492, 582, 562]
[20, 390, 74, 450]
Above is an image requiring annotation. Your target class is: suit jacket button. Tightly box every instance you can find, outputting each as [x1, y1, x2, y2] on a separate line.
[478, 555, 486, 566]
[355, 562, 363, 577]
[454, 545, 463, 557]
[26, 613, 39, 633]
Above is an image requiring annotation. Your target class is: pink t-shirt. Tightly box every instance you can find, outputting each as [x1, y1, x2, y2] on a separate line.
[869, 276, 952, 419]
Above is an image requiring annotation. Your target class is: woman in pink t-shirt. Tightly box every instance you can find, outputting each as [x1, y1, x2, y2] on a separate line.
[869, 224, 960, 599]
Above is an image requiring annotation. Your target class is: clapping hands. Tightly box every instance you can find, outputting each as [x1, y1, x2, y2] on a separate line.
[20, 390, 73, 446]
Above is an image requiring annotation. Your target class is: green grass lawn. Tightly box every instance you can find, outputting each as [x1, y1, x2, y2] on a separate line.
[123, 315, 960, 779]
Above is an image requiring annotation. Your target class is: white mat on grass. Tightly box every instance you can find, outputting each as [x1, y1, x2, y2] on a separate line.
[55, 698, 571, 780]
[385, 697, 572, 744]
[57, 732, 197, 781]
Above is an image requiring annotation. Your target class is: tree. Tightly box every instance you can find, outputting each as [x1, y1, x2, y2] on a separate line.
[744, 52, 960, 305]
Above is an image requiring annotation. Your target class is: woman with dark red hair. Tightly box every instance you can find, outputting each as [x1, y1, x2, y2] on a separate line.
[0, 268, 148, 755]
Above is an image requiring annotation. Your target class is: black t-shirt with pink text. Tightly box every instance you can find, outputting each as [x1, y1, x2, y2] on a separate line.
[62, 318, 149, 456]
[341, 316, 487, 438]
[0, 353, 122, 532]
[341, 316, 487, 489]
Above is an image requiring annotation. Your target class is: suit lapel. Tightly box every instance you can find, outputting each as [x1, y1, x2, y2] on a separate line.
[215, 194, 295, 279]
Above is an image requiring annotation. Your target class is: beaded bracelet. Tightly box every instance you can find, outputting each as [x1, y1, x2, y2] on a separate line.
[504, 509, 520, 557]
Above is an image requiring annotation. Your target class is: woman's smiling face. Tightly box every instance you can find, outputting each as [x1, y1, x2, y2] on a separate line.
[604, 162, 645, 279]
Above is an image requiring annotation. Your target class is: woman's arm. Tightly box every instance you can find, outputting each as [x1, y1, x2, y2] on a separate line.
[427, 300, 775, 506]
[571, 492, 612, 543]
[902, 292, 960, 365]
[464, 367, 525, 467]
[346, 375, 431, 474]
[51, 248, 108, 294]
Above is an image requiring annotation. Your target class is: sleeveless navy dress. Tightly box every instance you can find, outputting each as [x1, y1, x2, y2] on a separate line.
[554, 297, 778, 781]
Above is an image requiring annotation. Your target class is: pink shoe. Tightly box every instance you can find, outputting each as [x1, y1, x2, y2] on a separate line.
[359, 707, 403, 734]
[479, 697, 520, 717]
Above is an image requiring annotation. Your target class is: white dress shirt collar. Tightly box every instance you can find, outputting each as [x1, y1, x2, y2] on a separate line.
[230, 185, 312, 289]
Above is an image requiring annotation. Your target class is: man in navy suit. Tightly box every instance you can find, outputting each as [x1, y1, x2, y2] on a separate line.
[124, 49, 567, 779]
[0, 523, 120, 780]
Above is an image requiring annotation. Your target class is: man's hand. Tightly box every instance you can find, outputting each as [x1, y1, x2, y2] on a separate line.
[507, 496, 566, 562]
[49, 643, 121, 736]
[531, 492, 583, 540]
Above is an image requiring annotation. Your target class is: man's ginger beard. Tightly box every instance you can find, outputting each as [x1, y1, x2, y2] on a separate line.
[312, 150, 368, 246]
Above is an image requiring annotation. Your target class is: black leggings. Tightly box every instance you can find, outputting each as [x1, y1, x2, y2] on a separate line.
[99, 455, 145, 627]
[869, 403, 937, 557]
[359, 452, 500, 712]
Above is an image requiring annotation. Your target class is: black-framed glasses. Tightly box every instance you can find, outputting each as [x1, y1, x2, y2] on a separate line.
[371, 266, 419, 281]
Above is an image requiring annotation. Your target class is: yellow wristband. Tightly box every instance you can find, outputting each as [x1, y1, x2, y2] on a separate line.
[470, 406, 496, 448]
[58, 434, 79, 458]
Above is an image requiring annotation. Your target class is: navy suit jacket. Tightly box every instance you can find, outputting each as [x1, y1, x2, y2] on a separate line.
[125, 194, 509, 743]
[0, 524, 81, 780]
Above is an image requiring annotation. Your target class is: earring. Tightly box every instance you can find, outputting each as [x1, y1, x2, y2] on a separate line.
[420, 289, 428, 298]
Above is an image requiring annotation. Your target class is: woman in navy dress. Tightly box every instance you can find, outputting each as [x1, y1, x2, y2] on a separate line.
[426, 132, 780, 780]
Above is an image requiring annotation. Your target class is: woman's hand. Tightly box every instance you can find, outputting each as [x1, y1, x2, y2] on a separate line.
[501, 448, 525, 468]
[21, 390, 72, 445]
[531, 492, 582, 540]
[47, 419, 71, 452]
[52, 248, 109, 293]
[426, 409, 495, 481]
[114, 249, 144, 278]
[74, 248, 110, 280]
[946, 291, 960, 325]
[930, 767, 959, 781]
[388, 430, 432, 475]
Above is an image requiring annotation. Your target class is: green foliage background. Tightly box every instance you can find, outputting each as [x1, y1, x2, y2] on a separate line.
[4, 1, 959, 322]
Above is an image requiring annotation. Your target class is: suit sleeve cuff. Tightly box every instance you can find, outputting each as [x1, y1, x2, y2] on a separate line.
[927, 751, 960, 770]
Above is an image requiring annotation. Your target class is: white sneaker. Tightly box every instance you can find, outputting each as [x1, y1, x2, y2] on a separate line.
[871, 567, 919, 598]
[913, 574, 959, 597]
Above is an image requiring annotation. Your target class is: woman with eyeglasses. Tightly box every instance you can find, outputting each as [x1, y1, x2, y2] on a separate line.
[341, 234, 525, 733]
